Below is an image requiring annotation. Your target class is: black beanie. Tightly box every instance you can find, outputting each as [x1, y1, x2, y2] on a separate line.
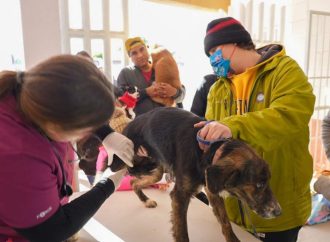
[204, 17, 252, 56]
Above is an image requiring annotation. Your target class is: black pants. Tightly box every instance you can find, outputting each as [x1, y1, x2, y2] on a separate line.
[258, 226, 302, 242]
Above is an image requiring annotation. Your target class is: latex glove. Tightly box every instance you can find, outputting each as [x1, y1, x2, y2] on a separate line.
[102, 132, 134, 167]
[93, 171, 104, 186]
[108, 168, 128, 190]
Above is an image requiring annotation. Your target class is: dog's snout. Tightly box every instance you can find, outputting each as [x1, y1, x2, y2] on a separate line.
[262, 201, 282, 219]
[272, 202, 282, 217]
[274, 208, 281, 217]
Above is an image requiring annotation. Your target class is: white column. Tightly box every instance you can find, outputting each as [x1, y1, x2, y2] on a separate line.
[20, 0, 63, 68]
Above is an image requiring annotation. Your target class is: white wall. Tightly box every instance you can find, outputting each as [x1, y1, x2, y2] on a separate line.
[16, 0, 330, 71]
[287, 0, 330, 72]
[0, 0, 24, 70]
[20, 0, 63, 68]
[128, 0, 221, 109]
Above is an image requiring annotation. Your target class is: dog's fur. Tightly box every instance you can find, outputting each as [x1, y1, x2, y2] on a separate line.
[151, 47, 181, 107]
[111, 107, 281, 242]
[76, 135, 101, 177]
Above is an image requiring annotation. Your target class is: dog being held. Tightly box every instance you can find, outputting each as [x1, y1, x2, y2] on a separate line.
[117, 85, 139, 119]
[150, 46, 182, 107]
[111, 107, 281, 242]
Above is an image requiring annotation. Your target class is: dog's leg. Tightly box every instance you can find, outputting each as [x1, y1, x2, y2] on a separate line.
[170, 180, 196, 242]
[131, 166, 163, 208]
[205, 187, 240, 242]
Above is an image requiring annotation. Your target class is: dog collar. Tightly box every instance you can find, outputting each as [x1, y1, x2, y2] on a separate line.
[196, 132, 225, 146]
[196, 120, 226, 145]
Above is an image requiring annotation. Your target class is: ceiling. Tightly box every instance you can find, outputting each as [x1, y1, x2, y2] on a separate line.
[146, 0, 230, 12]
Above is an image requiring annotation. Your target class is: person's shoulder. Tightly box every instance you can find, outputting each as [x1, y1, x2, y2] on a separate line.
[121, 65, 138, 72]
[0, 110, 55, 167]
[203, 74, 217, 86]
[118, 65, 140, 77]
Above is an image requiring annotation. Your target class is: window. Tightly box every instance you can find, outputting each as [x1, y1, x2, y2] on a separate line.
[61, 0, 128, 83]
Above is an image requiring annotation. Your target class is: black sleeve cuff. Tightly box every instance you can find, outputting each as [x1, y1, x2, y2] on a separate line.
[95, 125, 114, 140]
[94, 178, 115, 198]
[171, 88, 181, 99]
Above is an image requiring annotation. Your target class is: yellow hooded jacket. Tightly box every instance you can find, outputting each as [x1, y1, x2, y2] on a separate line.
[206, 44, 315, 232]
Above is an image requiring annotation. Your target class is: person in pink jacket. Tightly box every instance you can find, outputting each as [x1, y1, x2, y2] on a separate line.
[0, 55, 134, 242]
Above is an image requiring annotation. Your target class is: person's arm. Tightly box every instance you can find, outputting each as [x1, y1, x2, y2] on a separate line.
[155, 82, 185, 103]
[15, 171, 125, 242]
[116, 68, 131, 97]
[172, 85, 186, 104]
[322, 110, 330, 160]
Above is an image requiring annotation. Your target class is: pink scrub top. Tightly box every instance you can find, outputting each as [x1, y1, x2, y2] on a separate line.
[0, 95, 74, 241]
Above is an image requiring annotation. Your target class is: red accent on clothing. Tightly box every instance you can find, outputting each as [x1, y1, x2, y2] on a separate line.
[207, 18, 240, 35]
[142, 70, 152, 83]
[118, 91, 137, 108]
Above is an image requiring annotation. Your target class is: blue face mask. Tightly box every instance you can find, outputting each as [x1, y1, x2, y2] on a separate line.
[210, 49, 230, 78]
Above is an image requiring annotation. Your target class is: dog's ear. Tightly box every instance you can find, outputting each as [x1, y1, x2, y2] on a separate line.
[201, 140, 227, 164]
[206, 165, 240, 194]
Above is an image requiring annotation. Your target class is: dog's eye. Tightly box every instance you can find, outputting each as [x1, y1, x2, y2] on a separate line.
[256, 183, 264, 189]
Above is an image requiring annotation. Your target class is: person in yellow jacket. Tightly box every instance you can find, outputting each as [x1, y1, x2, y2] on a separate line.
[195, 17, 315, 242]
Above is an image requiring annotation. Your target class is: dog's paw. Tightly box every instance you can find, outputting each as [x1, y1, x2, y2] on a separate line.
[157, 183, 171, 191]
[145, 199, 157, 208]
[227, 234, 240, 242]
[64, 232, 79, 242]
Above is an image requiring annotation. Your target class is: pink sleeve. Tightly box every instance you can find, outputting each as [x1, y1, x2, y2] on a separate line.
[96, 146, 108, 172]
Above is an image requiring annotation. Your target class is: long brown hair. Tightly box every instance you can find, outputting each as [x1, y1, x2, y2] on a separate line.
[0, 55, 114, 131]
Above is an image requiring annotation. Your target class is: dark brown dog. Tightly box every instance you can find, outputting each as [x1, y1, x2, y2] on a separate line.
[111, 107, 281, 242]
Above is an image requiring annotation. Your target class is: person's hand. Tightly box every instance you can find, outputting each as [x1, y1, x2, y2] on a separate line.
[102, 132, 134, 167]
[146, 85, 158, 97]
[156, 82, 177, 98]
[194, 121, 232, 151]
[108, 168, 128, 190]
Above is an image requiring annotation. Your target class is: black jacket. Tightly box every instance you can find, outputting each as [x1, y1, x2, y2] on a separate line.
[190, 74, 217, 118]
